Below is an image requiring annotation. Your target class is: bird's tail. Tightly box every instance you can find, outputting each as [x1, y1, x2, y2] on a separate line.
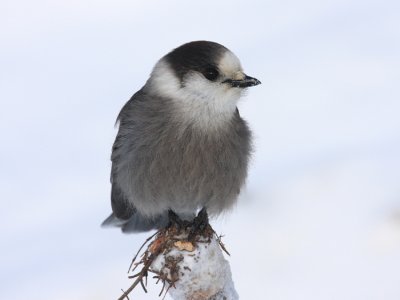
[101, 212, 168, 233]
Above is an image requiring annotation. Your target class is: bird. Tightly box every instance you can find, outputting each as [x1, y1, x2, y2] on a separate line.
[102, 41, 261, 233]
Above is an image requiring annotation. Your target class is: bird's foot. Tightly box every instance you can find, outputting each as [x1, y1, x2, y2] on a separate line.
[188, 208, 210, 242]
[168, 210, 185, 230]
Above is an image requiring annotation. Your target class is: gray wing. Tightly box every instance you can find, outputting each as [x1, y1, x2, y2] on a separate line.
[109, 93, 138, 221]
[102, 90, 167, 233]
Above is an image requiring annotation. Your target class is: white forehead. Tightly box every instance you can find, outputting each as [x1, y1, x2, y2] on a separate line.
[218, 51, 242, 75]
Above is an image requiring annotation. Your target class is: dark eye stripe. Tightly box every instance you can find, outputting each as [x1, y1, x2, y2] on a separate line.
[202, 67, 219, 81]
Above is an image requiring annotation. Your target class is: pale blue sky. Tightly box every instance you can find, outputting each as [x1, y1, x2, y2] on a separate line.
[1, 0, 399, 299]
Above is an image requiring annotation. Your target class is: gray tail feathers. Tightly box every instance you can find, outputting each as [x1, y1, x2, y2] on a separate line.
[101, 212, 168, 233]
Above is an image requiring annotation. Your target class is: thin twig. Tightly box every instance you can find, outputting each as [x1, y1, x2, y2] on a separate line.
[128, 231, 158, 273]
[118, 256, 153, 300]
[214, 231, 231, 256]
[120, 289, 129, 300]
[163, 284, 173, 300]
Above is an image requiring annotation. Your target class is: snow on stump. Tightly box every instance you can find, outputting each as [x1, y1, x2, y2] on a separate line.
[118, 217, 238, 300]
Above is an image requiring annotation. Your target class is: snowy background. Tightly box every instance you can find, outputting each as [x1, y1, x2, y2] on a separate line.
[1, 0, 400, 299]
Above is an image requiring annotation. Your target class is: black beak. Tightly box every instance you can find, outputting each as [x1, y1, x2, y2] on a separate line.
[223, 74, 261, 88]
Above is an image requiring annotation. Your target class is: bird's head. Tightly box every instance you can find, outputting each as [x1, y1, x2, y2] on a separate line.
[147, 41, 261, 129]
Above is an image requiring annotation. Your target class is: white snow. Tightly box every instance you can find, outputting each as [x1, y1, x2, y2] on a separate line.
[151, 237, 238, 300]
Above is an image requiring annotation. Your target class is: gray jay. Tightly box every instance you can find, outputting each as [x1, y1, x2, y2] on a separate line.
[102, 41, 260, 232]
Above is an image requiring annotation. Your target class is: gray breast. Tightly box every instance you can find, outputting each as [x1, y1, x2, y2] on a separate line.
[113, 91, 252, 218]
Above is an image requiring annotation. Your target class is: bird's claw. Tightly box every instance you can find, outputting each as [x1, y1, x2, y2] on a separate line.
[188, 208, 209, 241]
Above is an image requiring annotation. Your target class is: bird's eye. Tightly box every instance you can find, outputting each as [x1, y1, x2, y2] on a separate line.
[203, 68, 219, 81]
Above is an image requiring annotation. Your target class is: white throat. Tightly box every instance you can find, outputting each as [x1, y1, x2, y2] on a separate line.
[148, 60, 242, 130]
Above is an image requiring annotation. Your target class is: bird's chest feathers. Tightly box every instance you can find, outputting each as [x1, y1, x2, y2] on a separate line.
[155, 126, 244, 183]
